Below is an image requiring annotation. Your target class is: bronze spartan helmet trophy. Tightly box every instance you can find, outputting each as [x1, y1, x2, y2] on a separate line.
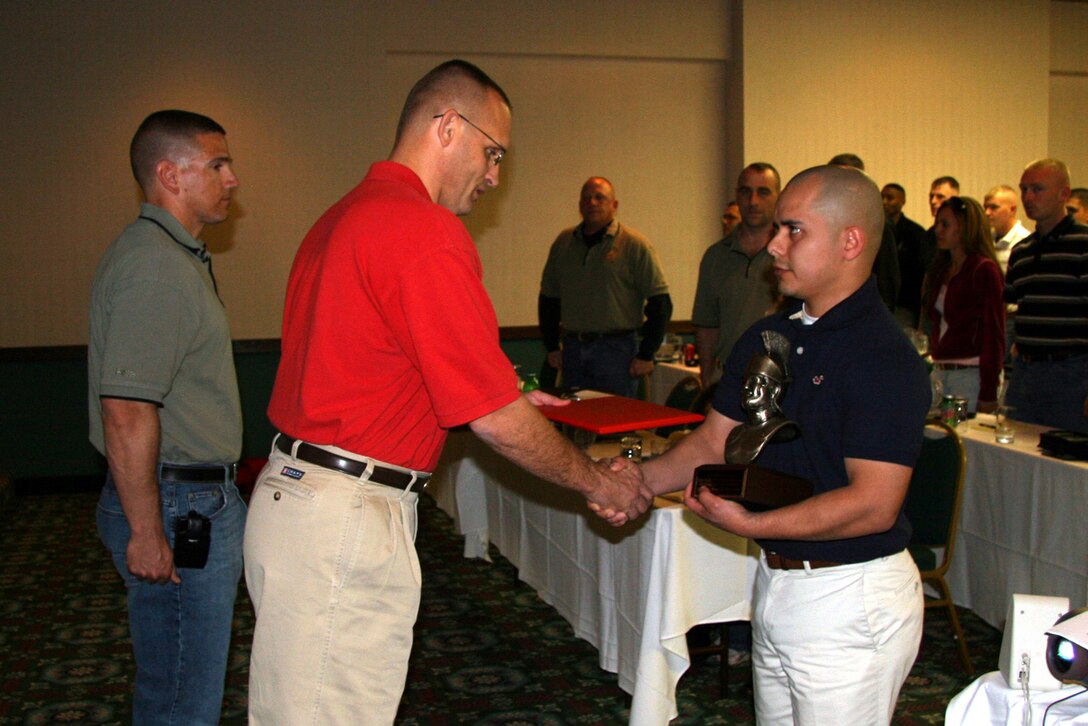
[725, 330, 801, 465]
[694, 330, 811, 511]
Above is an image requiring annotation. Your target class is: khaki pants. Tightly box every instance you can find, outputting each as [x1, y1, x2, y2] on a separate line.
[244, 442, 422, 725]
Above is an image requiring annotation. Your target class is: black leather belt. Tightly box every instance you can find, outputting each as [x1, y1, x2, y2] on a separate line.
[275, 435, 428, 492]
[765, 552, 841, 571]
[160, 463, 236, 483]
[566, 330, 634, 343]
[1020, 350, 1088, 363]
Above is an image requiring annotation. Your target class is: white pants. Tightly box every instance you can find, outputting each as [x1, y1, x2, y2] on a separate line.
[244, 443, 423, 726]
[752, 549, 923, 726]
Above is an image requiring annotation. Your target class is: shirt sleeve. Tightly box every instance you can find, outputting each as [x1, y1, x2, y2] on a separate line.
[691, 245, 721, 327]
[392, 228, 519, 428]
[97, 276, 197, 404]
[976, 260, 1007, 403]
[539, 234, 565, 299]
[633, 238, 669, 298]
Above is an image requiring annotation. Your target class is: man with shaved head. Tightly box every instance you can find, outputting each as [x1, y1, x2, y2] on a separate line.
[539, 176, 672, 396]
[983, 185, 1030, 273]
[1006, 159, 1088, 433]
[246, 60, 651, 724]
[629, 165, 931, 724]
[692, 163, 781, 383]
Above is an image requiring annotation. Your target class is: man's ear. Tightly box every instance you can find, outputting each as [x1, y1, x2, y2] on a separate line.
[433, 110, 457, 150]
[842, 225, 866, 261]
[155, 159, 180, 195]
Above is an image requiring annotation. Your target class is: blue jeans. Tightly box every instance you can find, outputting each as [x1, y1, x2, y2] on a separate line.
[561, 332, 638, 397]
[97, 467, 246, 726]
[934, 367, 980, 412]
[1007, 353, 1088, 434]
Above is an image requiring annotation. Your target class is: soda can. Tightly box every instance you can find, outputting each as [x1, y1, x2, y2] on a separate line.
[683, 343, 696, 367]
[940, 394, 958, 426]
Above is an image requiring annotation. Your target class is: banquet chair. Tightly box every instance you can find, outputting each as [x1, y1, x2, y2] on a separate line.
[902, 419, 973, 675]
[692, 381, 718, 417]
[687, 621, 746, 694]
[656, 376, 702, 437]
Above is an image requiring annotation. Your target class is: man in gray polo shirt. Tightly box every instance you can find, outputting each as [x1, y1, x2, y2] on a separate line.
[692, 163, 781, 384]
[539, 176, 672, 397]
[88, 109, 246, 726]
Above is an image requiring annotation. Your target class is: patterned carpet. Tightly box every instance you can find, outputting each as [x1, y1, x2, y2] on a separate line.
[0, 485, 1001, 725]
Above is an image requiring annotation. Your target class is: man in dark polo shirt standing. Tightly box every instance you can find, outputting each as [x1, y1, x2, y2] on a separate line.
[633, 165, 931, 725]
[1006, 158, 1088, 433]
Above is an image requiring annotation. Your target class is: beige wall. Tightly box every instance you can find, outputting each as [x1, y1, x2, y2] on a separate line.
[1050, 0, 1088, 186]
[2, 1, 1084, 349]
[0, 0, 737, 347]
[743, 0, 1052, 226]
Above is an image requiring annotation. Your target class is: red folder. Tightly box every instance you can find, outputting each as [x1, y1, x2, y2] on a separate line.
[537, 395, 704, 435]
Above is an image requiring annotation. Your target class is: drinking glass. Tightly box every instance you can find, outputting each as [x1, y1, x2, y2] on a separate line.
[994, 406, 1015, 444]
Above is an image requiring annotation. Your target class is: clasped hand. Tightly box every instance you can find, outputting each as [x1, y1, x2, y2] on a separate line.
[586, 456, 653, 526]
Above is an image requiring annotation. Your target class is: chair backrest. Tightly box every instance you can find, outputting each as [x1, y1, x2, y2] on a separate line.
[656, 376, 703, 436]
[903, 420, 966, 563]
[665, 376, 702, 411]
[692, 381, 718, 417]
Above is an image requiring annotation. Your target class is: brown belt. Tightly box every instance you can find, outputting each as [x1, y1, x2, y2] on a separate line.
[765, 552, 841, 571]
[275, 435, 428, 493]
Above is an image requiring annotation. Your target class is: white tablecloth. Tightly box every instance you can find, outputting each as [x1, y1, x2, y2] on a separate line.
[947, 418, 1088, 629]
[649, 361, 701, 406]
[946, 671, 1088, 725]
[428, 429, 758, 725]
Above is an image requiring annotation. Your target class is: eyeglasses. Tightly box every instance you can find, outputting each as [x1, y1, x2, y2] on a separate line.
[434, 111, 506, 167]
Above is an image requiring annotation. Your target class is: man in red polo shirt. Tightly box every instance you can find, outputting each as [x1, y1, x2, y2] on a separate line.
[243, 60, 652, 725]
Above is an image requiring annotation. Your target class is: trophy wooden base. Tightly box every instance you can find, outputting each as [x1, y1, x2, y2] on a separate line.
[693, 464, 812, 511]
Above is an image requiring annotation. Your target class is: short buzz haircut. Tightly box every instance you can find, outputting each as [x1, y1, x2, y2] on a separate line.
[930, 175, 960, 191]
[984, 184, 1017, 201]
[1024, 158, 1072, 188]
[791, 165, 884, 262]
[883, 183, 906, 197]
[740, 162, 782, 192]
[394, 59, 511, 146]
[828, 153, 864, 170]
[1071, 187, 1088, 207]
[130, 110, 226, 192]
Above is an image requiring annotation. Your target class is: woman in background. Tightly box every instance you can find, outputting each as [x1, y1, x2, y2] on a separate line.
[923, 196, 1005, 413]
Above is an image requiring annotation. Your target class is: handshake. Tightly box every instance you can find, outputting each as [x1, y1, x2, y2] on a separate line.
[585, 455, 653, 527]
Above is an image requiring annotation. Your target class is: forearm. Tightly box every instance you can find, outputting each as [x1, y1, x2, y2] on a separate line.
[538, 294, 562, 352]
[469, 396, 599, 495]
[694, 326, 719, 381]
[978, 289, 1007, 404]
[693, 458, 912, 541]
[101, 398, 164, 537]
[641, 410, 731, 496]
[637, 293, 672, 360]
[727, 484, 899, 541]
